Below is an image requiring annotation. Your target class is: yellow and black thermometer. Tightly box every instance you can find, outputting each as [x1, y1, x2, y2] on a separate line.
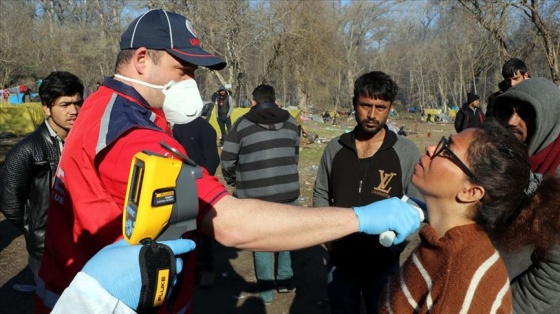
[123, 141, 202, 244]
[121, 141, 202, 310]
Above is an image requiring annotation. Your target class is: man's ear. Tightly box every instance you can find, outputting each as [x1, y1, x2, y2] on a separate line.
[42, 104, 51, 117]
[132, 48, 149, 74]
[457, 183, 485, 203]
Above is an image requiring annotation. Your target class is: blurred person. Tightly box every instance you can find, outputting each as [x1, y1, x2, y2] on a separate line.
[2, 84, 10, 102]
[19, 83, 27, 101]
[211, 86, 233, 146]
[36, 9, 422, 313]
[200, 102, 214, 121]
[486, 79, 509, 118]
[172, 117, 219, 176]
[172, 116, 219, 287]
[381, 121, 560, 313]
[313, 71, 422, 314]
[494, 77, 560, 313]
[0, 71, 83, 288]
[454, 92, 484, 133]
[494, 77, 559, 175]
[22, 88, 32, 103]
[221, 84, 300, 304]
[502, 58, 530, 87]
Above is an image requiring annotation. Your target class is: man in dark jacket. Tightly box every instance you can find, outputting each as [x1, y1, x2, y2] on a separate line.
[172, 116, 220, 287]
[0, 71, 83, 287]
[313, 71, 421, 314]
[487, 58, 530, 118]
[486, 80, 509, 118]
[454, 92, 484, 133]
[211, 86, 233, 146]
[494, 77, 560, 313]
[221, 84, 300, 304]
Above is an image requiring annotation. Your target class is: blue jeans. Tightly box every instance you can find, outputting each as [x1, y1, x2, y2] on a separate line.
[216, 115, 231, 139]
[327, 264, 397, 314]
[253, 251, 293, 292]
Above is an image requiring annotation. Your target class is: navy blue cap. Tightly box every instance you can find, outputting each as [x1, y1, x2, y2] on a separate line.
[120, 9, 226, 70]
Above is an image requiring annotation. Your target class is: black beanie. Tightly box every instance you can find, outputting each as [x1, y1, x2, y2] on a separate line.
[467, 92, 480, 104]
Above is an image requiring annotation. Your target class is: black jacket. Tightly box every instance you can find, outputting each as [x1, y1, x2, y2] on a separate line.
[454, 105, 484, 133]
[173, 117, 219, 175]
[0, 122, 60, 259]
[211, 89, 233, 118]
[313, 127, 422, 279]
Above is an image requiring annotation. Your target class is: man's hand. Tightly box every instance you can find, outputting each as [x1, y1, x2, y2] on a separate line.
[353, 197, 422, 244]
[81, 239, 196, 310]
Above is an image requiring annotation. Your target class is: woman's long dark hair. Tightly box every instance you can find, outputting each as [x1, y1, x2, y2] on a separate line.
[466, 120, 560, 258]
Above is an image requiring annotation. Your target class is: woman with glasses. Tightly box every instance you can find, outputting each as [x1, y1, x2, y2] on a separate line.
[380, 121, 560, 313]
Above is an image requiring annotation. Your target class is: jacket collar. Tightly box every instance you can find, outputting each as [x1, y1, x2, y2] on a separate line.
[339, 125, 396, 155]
[102, 76, 152, 109]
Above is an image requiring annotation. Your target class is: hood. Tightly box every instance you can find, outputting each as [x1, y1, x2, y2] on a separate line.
[494, 77, 560, 156]
[244, 102, 291, 130]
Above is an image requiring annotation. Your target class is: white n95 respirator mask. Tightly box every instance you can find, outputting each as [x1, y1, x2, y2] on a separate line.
[161, 79, 204, 127]
[114, 74, 204, 127]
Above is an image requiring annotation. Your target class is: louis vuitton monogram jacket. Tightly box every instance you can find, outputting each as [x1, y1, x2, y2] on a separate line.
[312, 125, 422, 279]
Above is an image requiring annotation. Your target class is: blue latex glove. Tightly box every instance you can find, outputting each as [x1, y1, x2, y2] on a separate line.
[353, 197, 421, 244]
[81, 239, 196, 310]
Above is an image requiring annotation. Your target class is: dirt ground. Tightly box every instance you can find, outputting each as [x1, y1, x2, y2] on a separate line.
[0, 115, 455, 314]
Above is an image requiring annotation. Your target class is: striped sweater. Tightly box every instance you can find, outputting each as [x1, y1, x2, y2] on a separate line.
[381, 224, 512, 314]
[220, 102, 300, 202]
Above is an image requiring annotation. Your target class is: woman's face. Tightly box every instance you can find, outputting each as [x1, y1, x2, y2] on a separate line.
[412, 129, 477, 198]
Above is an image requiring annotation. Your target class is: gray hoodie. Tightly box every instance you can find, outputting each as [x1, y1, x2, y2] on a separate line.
[494, 77, 560, 313]
[494, 77, 560, 174]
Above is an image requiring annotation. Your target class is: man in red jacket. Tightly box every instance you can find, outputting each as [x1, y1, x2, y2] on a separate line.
[37, 9, 422, 314]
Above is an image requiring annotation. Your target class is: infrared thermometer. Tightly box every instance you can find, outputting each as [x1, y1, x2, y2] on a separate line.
[379, 195, 425, 247]
[123, 141, 201, 244]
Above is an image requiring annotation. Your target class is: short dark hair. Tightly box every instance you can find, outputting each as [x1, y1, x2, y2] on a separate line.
[252, 84, 275, 104]
[352, 71, 398, 107]
[39, 71, 84, 109]
[115, 49, 162, 73]
[469, 121, 560, 258]
[502, 58, 528, 79]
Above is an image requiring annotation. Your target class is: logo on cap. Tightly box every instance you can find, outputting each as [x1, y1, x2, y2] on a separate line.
[185, 20, 200, 47]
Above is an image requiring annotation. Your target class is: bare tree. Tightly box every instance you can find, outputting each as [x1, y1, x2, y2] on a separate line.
[3, 0, 559, 113]
[513, 0, 560, 84]
[458, 0, 560, 85]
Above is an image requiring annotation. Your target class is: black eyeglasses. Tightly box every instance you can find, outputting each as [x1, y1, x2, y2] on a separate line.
[432, 136, 477, 181]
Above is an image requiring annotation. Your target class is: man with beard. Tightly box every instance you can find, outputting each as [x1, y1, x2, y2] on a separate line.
[313, 71, 422, 314]
[36, 11, 423, 314]
[493, 77, 560, 313]
[494, 77, 559, 176]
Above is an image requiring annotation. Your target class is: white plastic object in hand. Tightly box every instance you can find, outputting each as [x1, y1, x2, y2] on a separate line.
[379, 195, 425, 247]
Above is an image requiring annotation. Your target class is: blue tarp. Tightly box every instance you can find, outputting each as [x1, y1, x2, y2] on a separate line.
[8, 93, 39, 104]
